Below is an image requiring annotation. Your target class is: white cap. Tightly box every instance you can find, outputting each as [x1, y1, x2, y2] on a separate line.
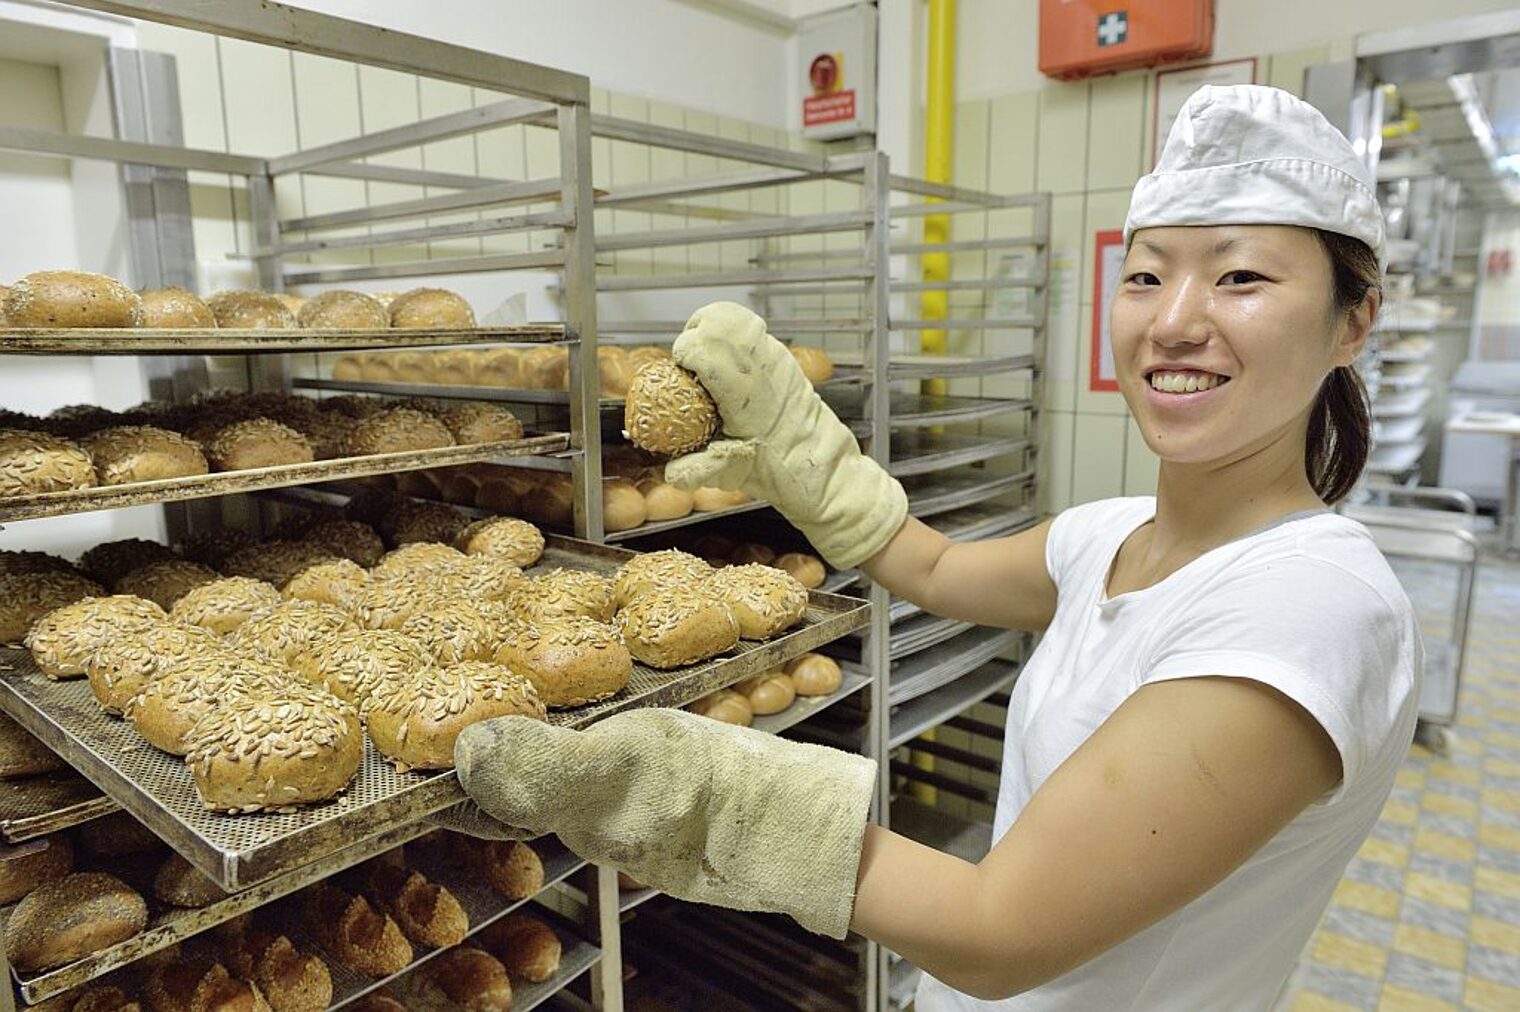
[1124, 85, 1385, 267]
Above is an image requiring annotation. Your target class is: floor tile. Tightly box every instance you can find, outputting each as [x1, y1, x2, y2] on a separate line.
[1470, 914, 1520, 956]
[1464, 975, 1520, 1012]
[1345, 858, 1406, 893]
[1359, 836, 1411, 868]
[1286, 993, 1361, 1012]
[1383, 799, 1420, 826]
[1473, 890, 1520, 923]
[1333, 879, 1402, 919]
[1383, 952, 1465, 1004]
[1320, 905, 1396, 948]
[1413, 828, 1477, 863]
[1392, 922, 1466, 970]
[1467, 944, 1520, 987]
[1376, 984, 1459, 1011]
[1421, 792, 1479, 819]
[1478, 844, 1520, 874]
[1408, 853, 1473, 885]
[1398, 896, 1469, 938]
[1478, 821, 1520, 852]
[1418, 812, 1477, 839]
[1404, 872, 1472, 911]
[1296, 961, 1382, 1006]
[1475, 864, 1520, 899]
[1311, 931, 1388, 979]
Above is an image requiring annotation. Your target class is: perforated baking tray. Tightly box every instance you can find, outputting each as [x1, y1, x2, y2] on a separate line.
[0, 535, 868, 894]
[0, 769, 116, 843]
[0, 324, 568, 355]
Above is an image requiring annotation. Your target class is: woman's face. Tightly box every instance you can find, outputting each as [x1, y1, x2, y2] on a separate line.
[1110, 225, 1369, 468]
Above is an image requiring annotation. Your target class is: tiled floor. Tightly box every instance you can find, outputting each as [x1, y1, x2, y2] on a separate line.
[1276, 541, 1520, 1012]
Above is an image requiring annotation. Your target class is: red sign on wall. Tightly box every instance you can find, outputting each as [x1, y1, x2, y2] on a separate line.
[803, 90, 857, 127]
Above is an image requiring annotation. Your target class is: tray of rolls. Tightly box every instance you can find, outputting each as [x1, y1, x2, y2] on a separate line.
[0, 515, 868, 895]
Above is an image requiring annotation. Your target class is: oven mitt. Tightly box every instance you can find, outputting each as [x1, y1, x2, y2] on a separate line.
[663, 301, 909, 571]
[452, 708, 876, 939]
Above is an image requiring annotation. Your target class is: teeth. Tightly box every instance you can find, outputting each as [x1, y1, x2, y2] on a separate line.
[1149, 371, 1226, 393]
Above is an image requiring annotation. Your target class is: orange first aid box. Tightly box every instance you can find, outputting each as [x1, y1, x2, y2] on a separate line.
[1039, 1, 1215, 80]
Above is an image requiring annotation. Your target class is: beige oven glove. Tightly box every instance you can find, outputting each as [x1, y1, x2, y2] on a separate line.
[663, 301, 909, 571]
[451, 708, 876, 939]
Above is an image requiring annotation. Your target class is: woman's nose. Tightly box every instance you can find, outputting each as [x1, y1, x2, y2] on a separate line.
[1150, 276, 1211, 346]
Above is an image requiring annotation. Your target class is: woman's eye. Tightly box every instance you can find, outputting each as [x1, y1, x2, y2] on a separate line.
[1221, 270, 1264, 285]
[1125, 272, 1160, 286]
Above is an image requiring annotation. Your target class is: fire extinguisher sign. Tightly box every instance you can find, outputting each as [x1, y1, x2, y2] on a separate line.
[804, 52, 856, 127]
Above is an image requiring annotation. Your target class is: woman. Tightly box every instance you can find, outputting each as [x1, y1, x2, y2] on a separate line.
[450, 85, 1420, 1010]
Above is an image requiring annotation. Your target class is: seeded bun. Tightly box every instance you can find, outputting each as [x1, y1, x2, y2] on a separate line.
[624, 358, 720, 455]
[124, 656, 290, 754]
[229, 599, 357, 666]
[612, 549, 713, 609]
[4, 872, 148, 971]
[0, 713, 66, 779]
[0, 834, 73, 904]
[365, 661, 545, 771]
[152, 851, 229, 908]
[139, 287, 214, 328]
[178, 528, 256, 570]
[382, 499, 469, 547]
[371, 540, 467, 578]
[289, 628, 432, 707]
[734, 670, 796, 715]
[417, 947, 512, 1012]
[0, 549, 77, 578]
[302, 519, 385, 567]
[79, 539, 175, 586]
[387, 288, 475, 328]
[478, 913, 561, 984]
[636, 477, 694, 521]
[498, 617, 631, 708]
[616, 586, 739, 668]
[272, 292, 307, 317]
[361, 862, 469, 949]
[419, 554, 525, 603]
[340, 580, 430, 632]
[687, 687, 753, 726]
[281, 558, 368, 607]
[729, 542, 775, 566]
[4, 271, 143, 328]
[25, 595, 166, 678]
[789, 344, 835, 383]
[0, 571, 105, 644]
[205, 418, 315, 471]
[296, 290, 387, 329]
[144, 959, 270, 1012]
[471, 838, 543, 900]
[114, 559, 219, 610]
[518, 568, 615, 624]
[81, 426, 209, 485]
[0, 428, 96, 497]
[222, 541, 340, 588]
[303, 882, 413, 977]
[184, 684, 362, 813]
[400, 603, 496, 665]
[692, 486, 750, 511]
[697, 563, 807, 640]
[221, 932, 331, 1012]
[169, 577, 281, 636]
[438, 403, 524, 445]
[342, 407, 454, 457]
[205, 290, 296, 329]
[774, 552, 826, 589]
[456, 516, 544, 566]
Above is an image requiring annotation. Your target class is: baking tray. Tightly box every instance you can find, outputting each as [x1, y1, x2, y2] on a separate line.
[887, 432, 1031, 479]
[0, 770, 116, 843]
[0, 434, 570, 523]
[0, 324, 567, 355]
[904, 467, 1036, 518]
[294, 376, 625, 412]
[0, 535, 868, 894]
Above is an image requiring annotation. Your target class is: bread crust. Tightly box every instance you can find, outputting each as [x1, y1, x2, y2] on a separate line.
[3, 872, 148, 971]
[615, 586, 739, 668]
[365, 661, 545, 771]
[170, 577, 282, 636]
[205, 290, 296, 329]
[205, 418, 314, 471]
[4, 271, 144, 328]
[624, 359, 719, 455]
[25, 594, 166, 678]
[387, 288, 475, 329]
[703, 563, 808, 639]
[81, 426, 208, 485]
[139, 287, 215, 328]
[0, 428, 96, 497]
[497, 617, 632, 707]
[296, 290, 387, 329]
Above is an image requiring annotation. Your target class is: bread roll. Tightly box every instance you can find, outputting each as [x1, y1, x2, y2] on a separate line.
[692, 486, 750, 511]
[518, 568, 615, 623]
[364, 661, 545, 771]
[478, 913, 562, 983]
[520, 473, 575, 529]
[420, 554, 526, 603]
[139, 287, 214, 328]
[399, 603, 496, 664]
[624, 359, 720, 455]
[205, 290, 296, 329]
[498, 617, 631, 707]
[302, 883, 412, 977]
[687, 688, 752, 726]
[705, 563, 808, 639]
[169, 577, 282, 636]
[347, 995, 405, 1012]
[79, 539, 175, 586]
[0, 713, 66, 779]
[290, 412, 356, 461]
[382, 499, 470, 548]
[603, 477, 648, 532]
[519, 346, 569, 390]
[598, 345, 632, 397]
[388, 287, 475, 328]
[220, 932, 330, 1012]
[25, 594, 166, 678]
[417, 947, 511, 1012]
[636, 477, 693, 521]
[3, 872, 148, 971]
[361, 862, 469, 948]
[143, 959, 271, 1012]
[472, 347, 521, 388]
[0, 428, 96, 497]
[785, 652, 842, 696]
[0, 549, 77, 578]
[359, 353, 398, 382]
[70, 986, 140, 1012]
[222, 541, 340, 588]
[45, 402, 119, 437]
[289, 628, 430, 707]
[0, 834, 72, 904]
[475, 839, 543, 900]
[124, 657, 292, 755]
[612, 549, 713, 609]
[178, 528, 256, 570]
[729, 542, 776, 566]
[330, 355, 365, 382]
[205, 418, 314, 471]
[152, 851, 228, 908]
[342, 407, 454, 456]
[228, 599, 357, 666]
[115, 559, 219, 609]
[616, 586, 739, 668]
[0, 571, 104, 644]
[4, 271, 143, 328]
[774, 552, 826, 589]
[184, 685, 362, 813]
[437, 468, 483, 505]
[789, 344, 835, 383]
[734, 670, 795, 715]
[296, 290, 387, 329]
[82, 426, 209, 485]
[302, 519, 385, 567]
[438, 402, 524, 445]
[626, 345, 673, 370]
[279, 558, 367, 607]
[424, 349, 475, 386]
[370, 540, 466, 579]
[273, 292, 307, 316]
[688, 533, 736, 565]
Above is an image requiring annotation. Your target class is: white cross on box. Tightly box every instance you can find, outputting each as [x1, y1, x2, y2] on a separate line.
[1097, 11, 1128, 47]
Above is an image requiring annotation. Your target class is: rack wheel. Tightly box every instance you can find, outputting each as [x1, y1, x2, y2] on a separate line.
[1414, 720, 1453, 756]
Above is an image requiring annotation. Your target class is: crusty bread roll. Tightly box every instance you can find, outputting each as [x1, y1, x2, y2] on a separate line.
[364, 661, 545, 771]
[400, 602, 497, 664]
[67, 985, 140, 1012]
[519, 346, 569, 390]
[688, 688, 753, 726]
[115, 559, 219, 609]
[329, 354, 365, 382]
[169, 577, 282, 636]
[205, 290, 296, 329]
[474, 839, 543, 900]
[221, 932, 330, 1012]
[624, 359, 720, 455]
[79, 539, 176, 587]
[388, 287, 475, 328]
[342, 406, 454, 457]
[393, 468, 441, 499]
[302, 519, 385, 567]
[603, 477, 648, 532]
[520, 473, 575, 529]
[178, 528, 256, 570]
[497, 617, 631, 707]
[272, 293, 306, 317]
[228, 599, 357, 666]
[289, 628, 430, 707]
[0, 834, 72, 904]
[358, 353, 398, 382]
[0, 428, 97, 497]
[774, 552, 826, 589]
[184, 684, 362, 813]
[785, 652, 842, 696]
[598, 345, 632, 397]
[692, 486, 751, 512]
[222, 541, 340, 588]
[636, 477, 693, 522]
[82, 426, 209, 485]
[152, 851, 229, 908]
[0, 571, 105, 645]
[616, 586, 739, 668]
[205, 418, 315, 471]
[417, 947, 511, 1012]
[3, 872, 148, 971]
[303, 883, 412, 977]
[436, 468, 482, 505]
[0, 549, 77, 578]
[382, 499, 470, 548]
[280, 558, 368, 607]
[612, 549, 713, 609]
[705, 563, 808, 639]
[139, 287, 214, 328]
[789, 344, 835, 383]
[423, 349, 475, 386]
[471, 476, 517, 514]
[518, 568, 615, 624]
[291, 412, 357, 461]
[688, 533, 736, 565]
[479, 913, 562, 984]
[370, 540, 467, 579]
[25, 594, 165, 678]
[626, 345, 672, 370]
[734, 670, 795, 715]
[347, 995, 405, 1012]
[144, 958, 271, 1012]
[438, 402, 524, 444]
[4, 271, 143, 328]
[123, 656, 292, 754]
[729, 542, 776, 566]
[361, 862, 469, 948]
[296, 290, 387, 329]
[420, 554, 525, 604]
[0, 713, 66, 779]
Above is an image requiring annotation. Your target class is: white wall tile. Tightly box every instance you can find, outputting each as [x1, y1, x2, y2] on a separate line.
[1038, 409, 1076, 514]
[1085, 72, 1147, 192]
[1070, 413, 1129, 505]
[1123, 417, 1159, 496]
[1035, 81, 1089, 196]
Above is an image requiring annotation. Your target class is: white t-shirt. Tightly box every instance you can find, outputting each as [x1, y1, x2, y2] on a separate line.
[916, 496, 1421, 1012]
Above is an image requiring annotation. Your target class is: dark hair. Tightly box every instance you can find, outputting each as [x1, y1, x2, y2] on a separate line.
[1307, 230, 1379, 505]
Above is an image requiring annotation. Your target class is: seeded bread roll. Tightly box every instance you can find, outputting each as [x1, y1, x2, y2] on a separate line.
[400, 603, 496, 665]
[301, 519, 385, 567]
[692, 486, 750, 511]
[436, 467, 482, 505]
[519, 568, 615, 624]
[0, 549, 77, 578]
[616, 586, 739, 669]
[381, 499, 469, 548]
[222, 932, 331, 1012]
[303, 883, 413, 977]
[687, 688, 752, 726]
[342, 406, 454, 457]
[520, 473, 575, 529]
[471, 838, 544, 900]
[4, 271, 144, 328]
[0, 428, 96, 497]
[272, 292, 307, 317]
[734, 670, 796, 715]
[358, 354, 398, 383]
[388, 287, 475, 328]
[296, 290, 387, 329]
[169, 577, 281, 636]
[0, 713, 66, 779]
[624, 358, 720, 455]
[115, 559, 219, 610]
[340, 580, 429, 632]
[371, 542, 464, 581]
[0, 834, 73, 904]
[184, 685, 362, 813]
[205, 418, 315, 471]
[636, 477, 694, 522]
[152, 851, 229, 908]
[455, 516, 544, 567]
[289, 628, 431, 707]
[774, 552, 826, 589]
[0, 571, 105, 644]
[280, 559, 367, 607]
[729, 542, 776, 566]
[598, 345, 633, 397]
[222, 541, 340, 588]
[612, 549, 713, 609]
[205, 290, 296, 329]
[25, 595, 166, 678]
[139, 287, 215, 328]
[417, 947, 512, 1012]
[82, 426, 209, 485]
[45, 403, 119, 437]
[229, 599, 357, 666]
[626, 345, 672, 369]
[143, 959, 271, 1012]
[421, 554, 525, 603]
[603, 477, 648, 533]
[4, 872, 148, 971]
[478, 913, 561, 984]
[437, 402, 524, 445]
[79, 539, 174, 587]
[178, 529, 256, 570]
[318, 394, 379, 419]
[789, 344, 835, 383]
[361, 862, 469, 948]
[498, 617, 631, 707]
[124, 657, 291, 754]
[705, 564, 807, 640]
[519, 346, 568, 390]
[365, 661, 545, 771]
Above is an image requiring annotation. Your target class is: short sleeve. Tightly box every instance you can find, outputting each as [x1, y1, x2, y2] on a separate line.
[1045, 497, 1155, 589]
[1143, 555, 1414, 798]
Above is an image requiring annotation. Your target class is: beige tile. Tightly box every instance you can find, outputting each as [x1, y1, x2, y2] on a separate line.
[1333, 879, 1401, 918]
[1038, 410, 1076, 514]
[1075, 302, 1130, 418]
[1288, 995, 1361, 1012]
[1381, 799, 1419, 826]
[1036, 81, 1090, 195]
[218, 39, 296, 158]
[1476, 865, 1520, 900]
[1471, 915, 1520, 956]
[1085, 72, 1147, 191]
[1479, 822, 1520, 853]
[1404, 872, 1472, 911]
[1267, 46, 1330, 97]
[1358, 835, 1410, 868]
[1421, 792, 1478, 819]
[1377, 985, 1458, 1012]
[1413, 828, 1477, 864]
[1465, 976, 1520, 1012]
[987, 92, 1038, 195]
[138, 24, 226, 150]
[1311, 931, 1387, 979]
[1071, 413, 1128, 504]
[1393, 922, 1466, 970]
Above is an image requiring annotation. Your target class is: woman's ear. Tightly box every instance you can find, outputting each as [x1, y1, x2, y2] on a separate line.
[1331, 288, 1380, 368]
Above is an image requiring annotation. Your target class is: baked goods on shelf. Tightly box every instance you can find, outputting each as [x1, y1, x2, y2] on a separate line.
[611, 548, 712, 609]
[170, 577, 282, 635]
[296, 290, 387, 329]
[415, 946, 512, 1012]
[603, 476, 648, 532]
[82, 426, 209, 484]
[369, 539, 466, 579]
[81, 538, 177, 586]
[25, 594, 166, 678]
[3, 871, 148, 971]
[692, 486, 750, 512]
[497, 616, 632, 707]
[4, 270, 144, 328]
[704, 563, 808, 639]
[787, 652, 843, 696]
[76, 810, 164, 857]
[302, 518, 385, 567]
[124, 657, 291, 754]
[66, 985, 140, 1012]
[205, 418, 315, 471]
[230, 599, 357, 666]
[0, 429, 96, 497]
[387, 287, 475, 329]
[636, 476, 694, 522]
[361, 861, 469, 948]
[280, 558, 367, 606]
[438, 402, 524, 444]
[518, 568, 615, 623]
[205, 290, 296, 330]
[0, 548, 78, 577]
[399, 603, 496, 664]
[0, 833, 72, 904]
[115, 559, 220, 610]
[222, 541, 340, 588]
[93, 620, 223, 714]
[342, 406, 454, 456]
[615, 586, 739, 669]
[220, 931, 331, 1012]
[153, 851, 230, 908]
[789, 344, 835, 383]
[346, 994, 405, 1012]
[519, 472, 574, 528]
[139, 287, 215, 329]
[477, 912, 561, 984]
[729, 542, 775, 565]
[303, 882, 413, 976]
[365, 661, 546, 771]
[733, 670, 796, 716]
[0, 712, 66, 778]
[624, 358, 720, 455]
[143, 958, 271, 1012]
[687, 688, 752, 726]
[474, 838, 544, 900]
[381, 498, 469, 547]
[0, 570, 105, 644]
[774, 551, 826, 589]
[289, 628, 430, 706]
[424, 554, 525, 602]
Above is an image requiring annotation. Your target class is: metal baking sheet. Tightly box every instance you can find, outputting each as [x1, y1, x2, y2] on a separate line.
[0, 324, 567, 355]
[294, 376, 625, 411]
[904, 467, 1036, 518]
[887, 432, 1031, 478]
[0, 770, 116, 843]
[887, 626, 1022, 706]
[0, 535, 867, 896]
[822, 389, 1034, 429]
[0, 434, 570, 523]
